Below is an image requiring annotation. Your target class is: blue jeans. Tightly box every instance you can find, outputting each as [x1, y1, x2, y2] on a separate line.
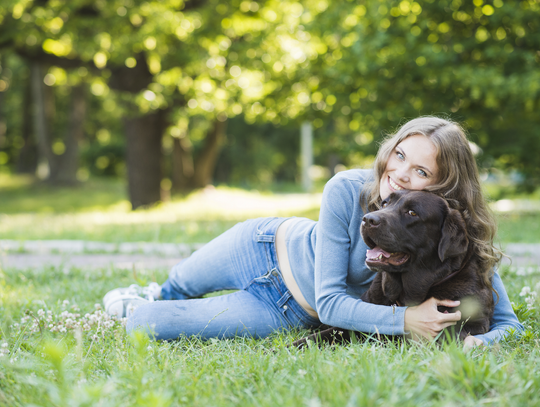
[127, 217, 321, 340]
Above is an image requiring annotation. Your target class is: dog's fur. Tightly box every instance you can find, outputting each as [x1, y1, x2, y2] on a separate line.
[292, 190, 494, 348]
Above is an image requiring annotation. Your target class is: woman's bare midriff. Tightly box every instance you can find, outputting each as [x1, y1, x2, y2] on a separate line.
[276, 219, 319, 319]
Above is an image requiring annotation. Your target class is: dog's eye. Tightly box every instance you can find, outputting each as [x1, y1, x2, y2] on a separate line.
[408, 210, 417, 216]
[382, 201, 389, 208]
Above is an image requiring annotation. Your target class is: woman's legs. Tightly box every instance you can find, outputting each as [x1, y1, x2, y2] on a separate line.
[128, 217, 320, 340]
[128, 290, 289, 340]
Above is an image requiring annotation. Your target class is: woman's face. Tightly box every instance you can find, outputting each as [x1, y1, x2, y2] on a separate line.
[379, 134, 439, 200]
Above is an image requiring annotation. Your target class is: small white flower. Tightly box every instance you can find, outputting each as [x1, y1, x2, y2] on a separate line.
[38, 309, 45, 318]
[520, 286, 531, 297]
[63, 300, 70, 307]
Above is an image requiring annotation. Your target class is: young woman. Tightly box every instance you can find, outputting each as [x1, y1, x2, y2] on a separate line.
[104, 116, 522, 349]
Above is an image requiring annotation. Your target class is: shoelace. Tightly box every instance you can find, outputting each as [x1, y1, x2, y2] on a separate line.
[141, 282, 161, 301]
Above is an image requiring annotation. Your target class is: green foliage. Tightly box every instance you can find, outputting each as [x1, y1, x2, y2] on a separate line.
[1, 0, 540, 190]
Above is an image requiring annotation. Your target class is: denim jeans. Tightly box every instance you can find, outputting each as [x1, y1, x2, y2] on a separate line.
[127, 217, 321, 340]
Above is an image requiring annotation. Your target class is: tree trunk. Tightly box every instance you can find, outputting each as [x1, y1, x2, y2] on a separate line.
[193, 119, 227, 188]
[16, 76, 38, 174]
[125, 109, 167, 209]
[30, 62, 54, 179]
[52, 84, 86, 184]
[171, 136, 194, 191]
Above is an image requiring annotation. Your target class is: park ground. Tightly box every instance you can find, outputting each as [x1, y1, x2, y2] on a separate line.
[1, 176, 540, 406]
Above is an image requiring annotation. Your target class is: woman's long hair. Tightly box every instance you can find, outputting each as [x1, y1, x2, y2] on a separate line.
[363, 116, 501, 294]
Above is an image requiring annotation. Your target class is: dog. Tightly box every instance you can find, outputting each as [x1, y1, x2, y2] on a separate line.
[292, 190, 494, 348]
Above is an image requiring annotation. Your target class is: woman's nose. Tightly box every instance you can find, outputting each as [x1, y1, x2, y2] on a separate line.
[395, 166, 410, 183]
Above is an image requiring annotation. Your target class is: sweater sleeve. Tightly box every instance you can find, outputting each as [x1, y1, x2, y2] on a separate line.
[473, 271, 524, 345]
[314, 174, 408, 335]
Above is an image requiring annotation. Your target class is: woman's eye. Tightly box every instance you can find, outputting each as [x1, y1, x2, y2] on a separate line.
[396, 152, 404, 160]
[408, 210, 417, 216]
[417, 169, 427, 177]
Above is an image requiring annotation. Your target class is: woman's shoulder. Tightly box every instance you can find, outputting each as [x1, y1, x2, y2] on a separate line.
[326, 169, 374, 189]
[321, 169, 374, 210]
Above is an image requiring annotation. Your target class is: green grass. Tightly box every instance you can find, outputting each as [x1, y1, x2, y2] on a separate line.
[496, 212, 540, 244]
[1, 174, 539, 244]
[0, 175, 322, 243]
[0, 264, 538, 406]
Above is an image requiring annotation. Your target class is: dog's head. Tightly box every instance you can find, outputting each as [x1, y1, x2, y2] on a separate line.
[361, 190, 469, 275]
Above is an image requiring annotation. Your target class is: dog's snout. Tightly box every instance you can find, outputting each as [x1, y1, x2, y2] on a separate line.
[363, 213, 381, 227]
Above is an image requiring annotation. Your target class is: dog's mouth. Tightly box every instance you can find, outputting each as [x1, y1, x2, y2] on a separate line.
[366, 247, 410, 267]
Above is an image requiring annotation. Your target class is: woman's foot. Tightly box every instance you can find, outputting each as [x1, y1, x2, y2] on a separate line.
[103, 282, 162, 317]
[106, 294, 149, 318]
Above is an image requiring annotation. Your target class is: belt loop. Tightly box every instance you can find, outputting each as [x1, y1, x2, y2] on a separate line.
[256, 234, 275, 243]
[277, 291, 292, 308]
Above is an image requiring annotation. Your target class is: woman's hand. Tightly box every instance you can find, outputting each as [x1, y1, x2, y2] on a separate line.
[463, 335, 484, 351]
[404, 297, 461, 340]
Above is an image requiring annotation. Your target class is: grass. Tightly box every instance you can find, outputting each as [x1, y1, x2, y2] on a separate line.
[0, 174, 538, 245]
[0, 264, 538, 406]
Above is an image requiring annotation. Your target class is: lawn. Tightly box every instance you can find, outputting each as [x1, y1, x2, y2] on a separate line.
[1, 175, 540, 406]
[0, 263, 538, 406]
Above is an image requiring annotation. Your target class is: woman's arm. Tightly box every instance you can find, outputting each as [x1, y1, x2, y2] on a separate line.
[472, 271, 524, 345]
[314, 171, 411, 335]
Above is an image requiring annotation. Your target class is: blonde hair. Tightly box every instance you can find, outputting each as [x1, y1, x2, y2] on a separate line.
[363, 116, 501, 293]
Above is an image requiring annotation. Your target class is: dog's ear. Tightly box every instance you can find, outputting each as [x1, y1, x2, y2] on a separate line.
[438, 208, 469, 262]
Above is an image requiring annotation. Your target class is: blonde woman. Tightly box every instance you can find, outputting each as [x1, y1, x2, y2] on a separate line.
[105, 116, 522, 349]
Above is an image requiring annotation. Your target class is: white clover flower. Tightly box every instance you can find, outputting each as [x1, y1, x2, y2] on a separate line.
[63, 300, 70, 307]
[94, 304, 102, 310]
[38, 309, 45, 318]
[520, 286, 532, 297]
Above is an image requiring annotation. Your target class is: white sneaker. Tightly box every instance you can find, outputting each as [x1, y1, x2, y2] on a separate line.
[106, 294, 149, 318]
[103, 282, 162, 309]
[142, 282, 162, 301]
[103, 284, 142, 308]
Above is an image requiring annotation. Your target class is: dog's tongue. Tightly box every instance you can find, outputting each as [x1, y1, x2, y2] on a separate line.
[367, 247, 391, 259]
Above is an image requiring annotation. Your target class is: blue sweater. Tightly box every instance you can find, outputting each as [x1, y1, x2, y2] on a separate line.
[285, 169, 523, 344]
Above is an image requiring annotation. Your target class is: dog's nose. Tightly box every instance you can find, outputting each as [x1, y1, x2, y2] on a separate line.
[363, 213, 381, 227]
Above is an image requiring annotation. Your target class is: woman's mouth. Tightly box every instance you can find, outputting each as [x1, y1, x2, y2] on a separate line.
[388, 177, 404, 191]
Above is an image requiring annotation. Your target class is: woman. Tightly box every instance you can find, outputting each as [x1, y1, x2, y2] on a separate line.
[104, 116, 522, 349]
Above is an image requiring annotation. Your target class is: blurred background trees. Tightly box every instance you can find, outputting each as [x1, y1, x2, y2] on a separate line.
[0, 0, 539, 208]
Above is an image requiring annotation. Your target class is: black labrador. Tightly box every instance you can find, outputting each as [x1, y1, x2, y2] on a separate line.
[292, 190, 494, 348]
